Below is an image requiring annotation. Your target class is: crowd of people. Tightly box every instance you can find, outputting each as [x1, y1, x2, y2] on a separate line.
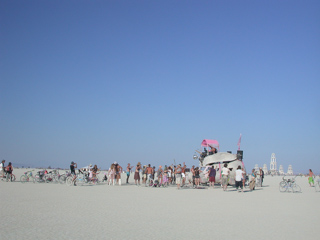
[1, 159, 317, 191]
[106, 161, 191, 189]
[67, 161, 253, 191]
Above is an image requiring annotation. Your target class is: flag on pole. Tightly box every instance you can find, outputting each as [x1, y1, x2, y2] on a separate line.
[237, 134, 242, 150]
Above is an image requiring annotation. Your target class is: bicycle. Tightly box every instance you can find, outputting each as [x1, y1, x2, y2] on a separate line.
[66, 171, 89, 186]
[33, 170, 46, 183]
[279, 176, 301, 193]
[20, 170, 34, 183]
[0, 172, 16, 182]
[43, 170, 60, 183]
[59, 171, 72, 184]
[315, 178, 320, 192]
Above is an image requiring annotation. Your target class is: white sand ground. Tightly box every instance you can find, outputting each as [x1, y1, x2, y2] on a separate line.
[1, 168, 319, 240]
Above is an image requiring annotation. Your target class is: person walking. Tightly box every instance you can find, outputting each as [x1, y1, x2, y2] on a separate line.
[308, 169, 315, 187]
[208, 166, 216, 189]
[235, 166, 244, 192]
[221, 163, 230, 191]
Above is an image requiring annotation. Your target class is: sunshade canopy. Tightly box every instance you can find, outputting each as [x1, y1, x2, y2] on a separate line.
[201, 139, 220, 151]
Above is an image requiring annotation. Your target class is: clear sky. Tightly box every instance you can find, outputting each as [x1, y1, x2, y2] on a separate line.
[1, 0, 319, 173]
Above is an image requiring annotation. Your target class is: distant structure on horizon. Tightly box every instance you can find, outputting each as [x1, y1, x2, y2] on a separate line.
[270, 153, 277, 175]
[263, 164, 268, 174]
[267, 153, 294, 176]
[279, 165, 284, 175]
[287, 165, 293, 175]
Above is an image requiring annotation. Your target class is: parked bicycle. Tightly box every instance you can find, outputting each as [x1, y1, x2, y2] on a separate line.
[59, 171, 72, 184]
[20, 170, 34, 183]
[66, 170, 99, 186]
[43, 170, 60, 183]
[279, 176, 301, 193]
[33, 170, 46, 183]
[315, 178, 320, 192]
[66, 171, 87, 186]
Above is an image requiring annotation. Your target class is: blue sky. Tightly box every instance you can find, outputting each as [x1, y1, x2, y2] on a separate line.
[1, 0, 319, 173]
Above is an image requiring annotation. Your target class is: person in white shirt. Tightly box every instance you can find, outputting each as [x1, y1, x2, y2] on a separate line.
[1, 160, 6, 178]
[235, 165, 244, 192]
[221, 163, 230, 191]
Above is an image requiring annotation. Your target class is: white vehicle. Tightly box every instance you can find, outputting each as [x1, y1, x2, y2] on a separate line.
[192, 139, 245, 185]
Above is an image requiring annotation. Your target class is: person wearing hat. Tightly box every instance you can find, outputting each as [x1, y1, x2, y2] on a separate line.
[70, 161, 77, 186]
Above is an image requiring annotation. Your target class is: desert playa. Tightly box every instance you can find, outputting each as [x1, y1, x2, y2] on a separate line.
[1, 168, 319, 240]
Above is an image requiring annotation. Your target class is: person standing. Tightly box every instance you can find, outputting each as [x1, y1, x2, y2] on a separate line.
[126, 163, 133, 184]
[175, 164, 182, 189]
[181, 162, 187, 186]
[134, 162, 141, 186]
[172, 165, 176, 184]
[221, 163, 230, 191]
[259, 168, 264, 187]
[208, 166, 216, 189]
[114, 163, 122, 185]
[145, 164, 153, 186]
[235, 166, 244, 192]
[242, 167, 247, 188]
[249, 169, 256, 190]
[108, 164, 115, 185]
[194, 167, 201, 188]
[167, 166, 172, 185]
[152, 166, 156, 180]
[0, 160, 5, 178]
[70, 161, 77, 186]
[157, 166, 163, 186]
[190, 165, 195, 187]
[308, 169, 315, 187]
[141, 166, 147, 185]
[92, 165, 99, 183]
[163, 166, 169, 187]
[6, 162, 13, 182]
